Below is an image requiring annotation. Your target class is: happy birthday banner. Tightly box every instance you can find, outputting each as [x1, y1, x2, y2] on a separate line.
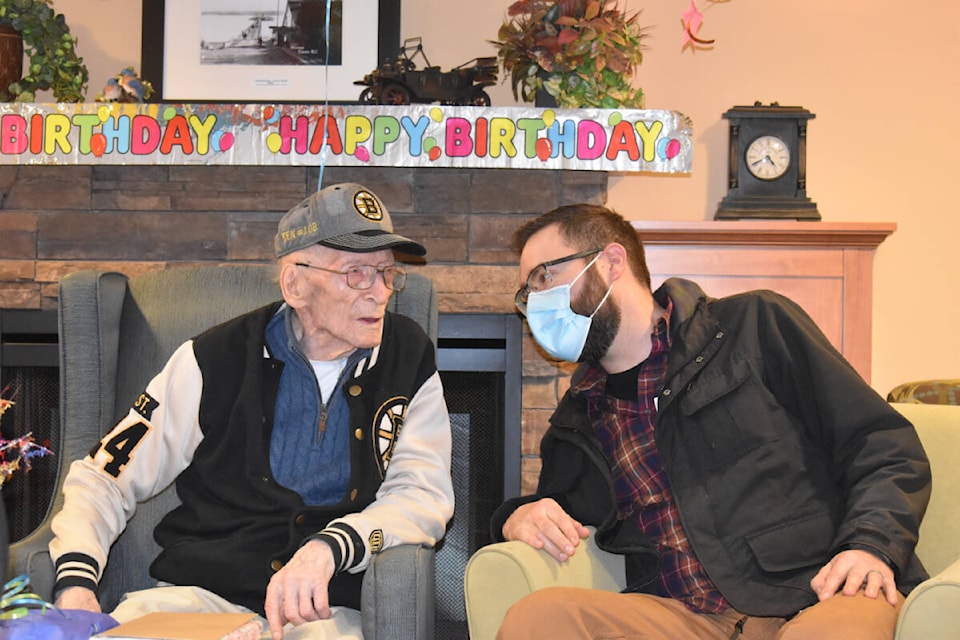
[0, 103, 692, 174]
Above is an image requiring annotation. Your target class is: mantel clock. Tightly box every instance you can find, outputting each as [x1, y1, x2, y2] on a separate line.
[715, 102, 820, 220]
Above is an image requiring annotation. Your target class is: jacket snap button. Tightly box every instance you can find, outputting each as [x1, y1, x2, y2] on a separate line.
[354, 428, 364, 440]
[270, 559, 283, 572]
[348, 385, 362, 396]
[350, 488, 358, 501]
[295, 514, 305, 525]
[695, 355, 704, 363]
[662, 388, 671, 396]
[715, 331, 724, 339]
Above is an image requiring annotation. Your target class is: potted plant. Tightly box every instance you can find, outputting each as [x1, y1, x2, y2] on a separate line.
[491, 0, 647, 109]
[0, 0, 88, 102]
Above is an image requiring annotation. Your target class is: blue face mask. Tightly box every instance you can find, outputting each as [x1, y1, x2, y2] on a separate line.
[523, 254, 613, 362]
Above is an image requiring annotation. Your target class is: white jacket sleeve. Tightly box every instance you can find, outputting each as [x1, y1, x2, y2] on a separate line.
[48, 341, 205, 591]
[322, 371, 454, 574]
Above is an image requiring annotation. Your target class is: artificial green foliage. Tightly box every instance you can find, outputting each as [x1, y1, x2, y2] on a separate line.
[492, 0, 647, 109]
[0, 0, 88, 102]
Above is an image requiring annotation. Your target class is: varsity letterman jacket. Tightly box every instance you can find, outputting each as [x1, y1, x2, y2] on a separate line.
[49, 302, 454, 614]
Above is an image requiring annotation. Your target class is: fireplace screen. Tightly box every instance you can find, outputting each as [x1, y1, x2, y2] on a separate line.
[434, 313, 522, 639]
[1, 309, 60, 543]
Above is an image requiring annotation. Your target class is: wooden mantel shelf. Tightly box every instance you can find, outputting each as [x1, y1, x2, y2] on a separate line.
[633, 220, 896, 248]
[631, 220, 896, 383]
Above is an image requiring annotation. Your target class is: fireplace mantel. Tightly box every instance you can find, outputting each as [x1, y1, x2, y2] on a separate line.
[635, 220, 895, 247]
[632, 220, 895, 383]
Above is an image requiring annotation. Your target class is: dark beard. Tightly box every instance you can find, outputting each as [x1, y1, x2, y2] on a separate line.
[572, 269, 620, 363]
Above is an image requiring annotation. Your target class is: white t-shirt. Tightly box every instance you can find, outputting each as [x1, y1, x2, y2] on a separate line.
[310, 356, 349, 401]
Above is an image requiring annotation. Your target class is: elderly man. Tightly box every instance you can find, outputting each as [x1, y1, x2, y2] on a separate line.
[50, 183, 454, 640]
[493, 203, 930, 640]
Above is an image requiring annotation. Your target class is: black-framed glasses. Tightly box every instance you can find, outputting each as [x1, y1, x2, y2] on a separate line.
[295, 262, 407, 292]
[514, 248, 602, 314]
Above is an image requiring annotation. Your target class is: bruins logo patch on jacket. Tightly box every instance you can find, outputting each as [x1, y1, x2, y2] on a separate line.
[373, 396, 407, 476]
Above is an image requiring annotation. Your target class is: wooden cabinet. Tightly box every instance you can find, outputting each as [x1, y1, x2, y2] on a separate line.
[634, 221, 895, 383]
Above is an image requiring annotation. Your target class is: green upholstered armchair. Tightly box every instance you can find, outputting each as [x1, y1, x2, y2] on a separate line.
[8, 265, 439, 639]
[887, 379, 960, 405]
[464, 402, 960, 640]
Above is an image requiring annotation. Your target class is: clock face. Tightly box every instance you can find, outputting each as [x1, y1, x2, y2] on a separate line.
[745, 135, 791, 181]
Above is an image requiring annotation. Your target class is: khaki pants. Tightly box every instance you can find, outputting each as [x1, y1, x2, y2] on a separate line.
[496, 587, 902, 640]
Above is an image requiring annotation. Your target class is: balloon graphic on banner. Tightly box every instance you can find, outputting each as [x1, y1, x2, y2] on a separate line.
[218, 132, 234, 152]
[656, 137, 681, 160]
[90, 134, 106, 157]
[535, 138, 552, 161]
[265, 133, 282, 154]
[424, 137, 442, 161]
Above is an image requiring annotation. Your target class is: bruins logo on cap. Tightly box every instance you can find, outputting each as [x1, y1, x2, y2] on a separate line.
[353, 190, 384, 221]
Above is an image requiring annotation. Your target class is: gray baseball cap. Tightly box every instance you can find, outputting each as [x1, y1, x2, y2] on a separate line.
[275, 183, 426, 258]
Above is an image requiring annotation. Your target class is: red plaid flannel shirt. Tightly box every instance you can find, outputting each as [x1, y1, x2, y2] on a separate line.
[571, 303, 729, 613]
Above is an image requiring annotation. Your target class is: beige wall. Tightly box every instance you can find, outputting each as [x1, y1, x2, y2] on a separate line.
[53, 0, 959, 396]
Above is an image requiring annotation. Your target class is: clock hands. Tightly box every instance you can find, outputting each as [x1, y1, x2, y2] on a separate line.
[750, 155, 776, 168]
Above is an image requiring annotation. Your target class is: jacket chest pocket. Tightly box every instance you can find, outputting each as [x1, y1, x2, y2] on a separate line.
[672, 358, 780, 471]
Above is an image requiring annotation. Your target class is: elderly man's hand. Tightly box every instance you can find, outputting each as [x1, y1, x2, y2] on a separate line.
[55, 586, 102, 613]
[502, 498, 590, 563]
[264, 539, 337, 640]
[810, 548, 899, 606]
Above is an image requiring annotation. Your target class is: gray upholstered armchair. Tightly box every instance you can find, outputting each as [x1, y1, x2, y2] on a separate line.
[8, 265, 440, 639]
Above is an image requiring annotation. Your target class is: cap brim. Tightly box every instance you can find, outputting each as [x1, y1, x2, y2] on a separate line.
[320, 231, 426, 256]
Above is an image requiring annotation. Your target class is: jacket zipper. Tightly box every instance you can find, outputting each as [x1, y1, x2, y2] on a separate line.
[318, 403, 328, 436]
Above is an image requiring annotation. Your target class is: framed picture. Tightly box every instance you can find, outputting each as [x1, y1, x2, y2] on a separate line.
[141, 0, 401, 103]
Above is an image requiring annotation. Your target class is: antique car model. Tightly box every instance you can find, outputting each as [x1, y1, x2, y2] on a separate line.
[355, 37, 498, 106]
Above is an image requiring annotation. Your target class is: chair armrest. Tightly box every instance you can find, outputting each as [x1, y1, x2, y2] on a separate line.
[464, 529, 625, 640]
[14, 531, 440, 634]
[360, 544, 435, 640]
[896, 556, 960, 640]
[7, 521, 56, 600]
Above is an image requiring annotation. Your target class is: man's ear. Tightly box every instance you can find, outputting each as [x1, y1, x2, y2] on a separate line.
[278, 261, 304, 306]
[601, 243, 629, 281]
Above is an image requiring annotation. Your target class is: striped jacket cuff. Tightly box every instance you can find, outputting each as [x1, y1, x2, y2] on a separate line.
[309, 522, 365, 573]
[54, 552, 100, 595]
